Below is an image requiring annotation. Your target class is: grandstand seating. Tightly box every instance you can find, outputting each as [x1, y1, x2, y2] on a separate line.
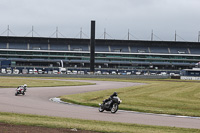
[171, 62, 191, 66]
[70, 59, 88, 63]
[30, 43, 48, 50]
[149, 46, 169, 54]
[70, 44, 89, 51]
[95, 45, 109, 52]
[70, 60, 89, 63]
[130, 46, 149, 53]
[9, 43, 27, 50]
[109, 60, 131, 64]
[50, 43, 68, 51]
[110, 45, 129, 52]
[0, 36, 200, 71]
[2, 42, 200, 56]
[0, 58, 6, 60]
[9, 58, 25, 60]
[151, 62, 171, 65]
[0, 43, 7, 49]
[189, 48, 200, 54]
[95, 60, 109, 63]
[169, 47, 188, 54]
[131, 61, 151, 65]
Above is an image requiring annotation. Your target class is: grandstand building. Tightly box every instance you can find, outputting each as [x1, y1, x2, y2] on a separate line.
[0, 36, 200, 73]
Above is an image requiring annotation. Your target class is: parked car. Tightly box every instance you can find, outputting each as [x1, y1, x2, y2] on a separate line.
[13, 69, 19, 74]
[33, 69, 38, 74]
[7, 69, 12, 74]
[53, 70, 58, 74]
[38, 69, 43, 74]
[22, 69, 28, 74]
[29, 69, 33, 74]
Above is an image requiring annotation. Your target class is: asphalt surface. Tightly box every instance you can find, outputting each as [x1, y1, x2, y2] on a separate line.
[0, 79, 200, 129]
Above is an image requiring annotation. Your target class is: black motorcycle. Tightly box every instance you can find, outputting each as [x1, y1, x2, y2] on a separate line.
[98, 96, 122, 113]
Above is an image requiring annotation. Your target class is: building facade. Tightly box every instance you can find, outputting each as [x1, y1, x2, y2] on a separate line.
[0, 36, 200, 73]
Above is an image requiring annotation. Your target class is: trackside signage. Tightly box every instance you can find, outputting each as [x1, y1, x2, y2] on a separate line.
[181, 76, 200, 80]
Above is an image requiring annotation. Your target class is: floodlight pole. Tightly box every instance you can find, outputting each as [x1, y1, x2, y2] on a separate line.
[151, 30, 153, 41]
[175, 30, 177, 42]
[80, 27, 82, 39]
[56, 27, 58, 38]
[104, 28, 106, 39]
[128, 29, 130, 40]
[32, 26, 34, 37]
[7, 25, 9, 36]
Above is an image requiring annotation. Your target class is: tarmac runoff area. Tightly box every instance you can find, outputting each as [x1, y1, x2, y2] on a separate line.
[0, 79, 200, 129]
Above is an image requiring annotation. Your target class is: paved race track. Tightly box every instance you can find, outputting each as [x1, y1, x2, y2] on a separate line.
[0, 79, 200, 129]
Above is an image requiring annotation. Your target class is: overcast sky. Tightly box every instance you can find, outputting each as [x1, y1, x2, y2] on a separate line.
[1, 0, 200, 42]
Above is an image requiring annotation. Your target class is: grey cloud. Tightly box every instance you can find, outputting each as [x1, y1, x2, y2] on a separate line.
[0, 0, 200, 41]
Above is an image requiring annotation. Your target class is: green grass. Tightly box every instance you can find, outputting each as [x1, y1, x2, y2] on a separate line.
[60, 79, 200, 117]
[0, 112, 200, 133]
[0, 77, 95, 87]
[1, 77, 200, 132]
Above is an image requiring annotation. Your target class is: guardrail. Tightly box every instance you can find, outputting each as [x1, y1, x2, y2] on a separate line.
[0, 73, 170, 79]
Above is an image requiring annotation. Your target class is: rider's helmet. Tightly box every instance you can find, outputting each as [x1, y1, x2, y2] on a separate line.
[24, 84, 27, 87]
[113, 92, 118, 96]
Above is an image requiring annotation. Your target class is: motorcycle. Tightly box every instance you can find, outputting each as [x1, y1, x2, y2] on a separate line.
[15, 86, 25, 96]
[98, 96, 122, 113]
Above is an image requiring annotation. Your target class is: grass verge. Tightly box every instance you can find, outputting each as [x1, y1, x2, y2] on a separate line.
[0, 77, 95, 87]
[0, 112, 200, 133]
[60, 79, 200, 117]
[1, 77, 200, 132]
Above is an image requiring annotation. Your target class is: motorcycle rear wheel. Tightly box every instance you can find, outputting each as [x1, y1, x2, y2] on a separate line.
[111, 103, 118, 113]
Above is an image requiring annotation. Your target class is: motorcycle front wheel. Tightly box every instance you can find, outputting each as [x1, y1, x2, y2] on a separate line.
[98, 105, 104, 112]
[111, 103, 118, 113]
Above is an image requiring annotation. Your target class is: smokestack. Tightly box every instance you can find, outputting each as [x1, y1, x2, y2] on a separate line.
[90, 20, 95, 72]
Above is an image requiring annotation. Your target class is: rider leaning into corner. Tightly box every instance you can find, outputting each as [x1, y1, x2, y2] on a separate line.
[103, 92, 120, 104]
[99, 92, 122, 113]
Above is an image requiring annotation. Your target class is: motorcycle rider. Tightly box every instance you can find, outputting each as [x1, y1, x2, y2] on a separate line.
[23, 84, 27, 91]
[103, 92, 118, 104]
[99, 92, 122, 113]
